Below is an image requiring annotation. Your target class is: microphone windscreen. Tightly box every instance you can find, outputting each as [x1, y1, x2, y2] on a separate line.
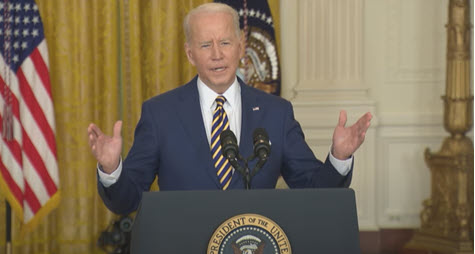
[253, 128, 270, 157]
[220, 130, 239, 159]
[221, 129, 237, 145]
[253, 128, 268, 142]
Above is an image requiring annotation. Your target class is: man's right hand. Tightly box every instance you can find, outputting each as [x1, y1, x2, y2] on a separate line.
[87, 121, 123, 174]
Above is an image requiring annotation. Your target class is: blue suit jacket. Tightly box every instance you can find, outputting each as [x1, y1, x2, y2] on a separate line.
[98, 77, 352, 214]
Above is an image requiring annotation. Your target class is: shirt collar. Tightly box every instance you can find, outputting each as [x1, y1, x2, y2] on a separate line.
[197, 77, 240, 110]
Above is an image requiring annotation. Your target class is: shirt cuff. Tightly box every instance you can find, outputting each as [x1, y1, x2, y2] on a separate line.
[328, 147, 353, 176]
[97, 158, 123, 187]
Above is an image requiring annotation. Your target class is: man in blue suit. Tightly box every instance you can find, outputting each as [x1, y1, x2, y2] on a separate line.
[87, 2, 372, 215]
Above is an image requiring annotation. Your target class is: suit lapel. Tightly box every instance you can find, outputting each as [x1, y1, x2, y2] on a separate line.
[176, 77, 221, 188]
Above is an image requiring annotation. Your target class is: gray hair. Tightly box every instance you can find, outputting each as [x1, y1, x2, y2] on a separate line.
[183, 2, 241, 43]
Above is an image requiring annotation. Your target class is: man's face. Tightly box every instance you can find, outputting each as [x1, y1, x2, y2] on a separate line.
[185, 11, 244, 94]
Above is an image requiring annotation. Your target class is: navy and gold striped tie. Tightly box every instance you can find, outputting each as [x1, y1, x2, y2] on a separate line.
[211, 96, 232, 189]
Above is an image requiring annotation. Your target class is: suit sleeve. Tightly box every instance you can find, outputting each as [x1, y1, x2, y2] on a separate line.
[97, 101, 160, 214]
[280, 101, 352, 188]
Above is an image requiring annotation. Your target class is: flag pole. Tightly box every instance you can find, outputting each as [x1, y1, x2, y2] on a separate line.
[5, 200, 12, 254]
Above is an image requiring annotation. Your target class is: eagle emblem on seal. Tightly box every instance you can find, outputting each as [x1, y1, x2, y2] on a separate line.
[231, 235, 266, 254]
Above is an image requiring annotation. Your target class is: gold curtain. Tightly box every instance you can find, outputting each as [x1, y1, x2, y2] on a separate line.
[120, 0, 210, 153]
[0, 0, 120, 253]
[0, 0, 280, 253]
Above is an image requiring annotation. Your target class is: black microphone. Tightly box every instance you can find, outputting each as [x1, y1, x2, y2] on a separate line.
[251, 128, 270, 178]
[220, 130, 239, 162]
[253, 128, 271, 161]
[220, 130, 250, 189]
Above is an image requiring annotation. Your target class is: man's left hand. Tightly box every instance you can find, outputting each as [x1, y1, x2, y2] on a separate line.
[331, 110, 372, 160]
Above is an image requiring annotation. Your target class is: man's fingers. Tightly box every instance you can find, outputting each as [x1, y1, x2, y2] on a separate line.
[360, 131, 366, 139]
[338, 110, 347, 127]
[88, 124, 99, 148]
[113, 120, 123, 139]
[359, 112, 372, 122]
[364, 112, 372, 124]
[367, 112, 373, 119]
[356, 112, 372, 132]
[88, 123, 104, 138]
[88, 133, 95, 146]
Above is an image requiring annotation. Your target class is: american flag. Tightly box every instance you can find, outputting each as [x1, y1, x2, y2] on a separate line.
[0, 0, 60, 231]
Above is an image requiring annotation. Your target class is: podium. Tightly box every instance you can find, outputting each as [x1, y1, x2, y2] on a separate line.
[130, 188, 360, 253]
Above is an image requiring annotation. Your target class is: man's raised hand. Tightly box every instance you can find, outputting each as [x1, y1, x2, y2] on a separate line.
[331, 111, 372, 160]
[87, 121, 123, 174]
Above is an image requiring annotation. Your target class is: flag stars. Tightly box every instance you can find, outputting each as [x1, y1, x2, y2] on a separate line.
[15, 3, 21, 12]
[0, 3, 4, 10]
[239, 8, 273, 25]
[15, 17, 20, 24]
[21, 41, 27, 49]
[23, 17, 30, 25]
[14, 29, 19, 37]
[24, 4, 31, 11]
[32, 16, 39, 24]
[266, 17, 272, 24]
[32, 29, 38, 37]
[22, 29, 29, 37]
[4, 41, 10, 49]
[261, 13, 266, 21]
[8, 3, 14, 11]
[32, 4, 38, 11]
[12, 55, 18, 63]
[13, 41, 19, 49]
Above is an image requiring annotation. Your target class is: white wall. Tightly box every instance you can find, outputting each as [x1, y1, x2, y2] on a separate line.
[280, 0, 472, 230]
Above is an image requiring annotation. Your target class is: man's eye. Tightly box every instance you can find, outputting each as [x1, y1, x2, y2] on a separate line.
[201, 44, 210, 48]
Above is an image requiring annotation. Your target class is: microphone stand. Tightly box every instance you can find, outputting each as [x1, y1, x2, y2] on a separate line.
[233, 154, 251, 190]
[245, 154, 268, 189]
[227, 153, 252, 190]
[235, 154, 268, 190]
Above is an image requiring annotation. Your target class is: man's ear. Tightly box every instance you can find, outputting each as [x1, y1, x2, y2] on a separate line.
[239, 30, 246, 58]
[184, 42, 196, 66]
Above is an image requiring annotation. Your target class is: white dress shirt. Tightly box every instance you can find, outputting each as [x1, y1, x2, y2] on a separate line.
[197, 77, 242, 146]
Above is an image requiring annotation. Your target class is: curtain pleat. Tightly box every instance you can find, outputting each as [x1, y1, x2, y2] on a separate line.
[0, 0, 279, 253]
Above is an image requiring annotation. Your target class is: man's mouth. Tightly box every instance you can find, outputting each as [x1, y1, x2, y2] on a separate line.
[211, 67, 226, 72]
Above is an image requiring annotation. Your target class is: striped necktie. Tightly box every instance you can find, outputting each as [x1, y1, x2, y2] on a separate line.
[210, 96, 232, 189]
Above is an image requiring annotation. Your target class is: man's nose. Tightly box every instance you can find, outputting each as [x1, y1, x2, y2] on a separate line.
[211, 45, 223, 60]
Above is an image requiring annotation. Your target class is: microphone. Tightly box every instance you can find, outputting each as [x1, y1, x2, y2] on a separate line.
[220, 130, 239, 162]
[220, 130, 250, 189]
[252, 128, 271, 177]
[253, 128, 271, 161]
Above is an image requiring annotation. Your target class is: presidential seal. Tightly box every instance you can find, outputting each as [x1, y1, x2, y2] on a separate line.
[207, 214, 291, 254]
[239, 26, 280, 95]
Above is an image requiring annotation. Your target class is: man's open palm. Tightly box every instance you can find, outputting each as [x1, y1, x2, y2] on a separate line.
[87, 121, 123, 173]
[332, 111, 372, 160]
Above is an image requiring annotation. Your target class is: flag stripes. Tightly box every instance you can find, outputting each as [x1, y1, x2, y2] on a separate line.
[0, 40, 60, 225]
[0, 0, 60, 231]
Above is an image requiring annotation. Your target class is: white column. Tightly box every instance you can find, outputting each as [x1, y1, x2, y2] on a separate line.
[281, 0, 378, 230]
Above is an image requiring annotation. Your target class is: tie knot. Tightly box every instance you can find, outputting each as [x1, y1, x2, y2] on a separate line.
[215, 96, 226, 106]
